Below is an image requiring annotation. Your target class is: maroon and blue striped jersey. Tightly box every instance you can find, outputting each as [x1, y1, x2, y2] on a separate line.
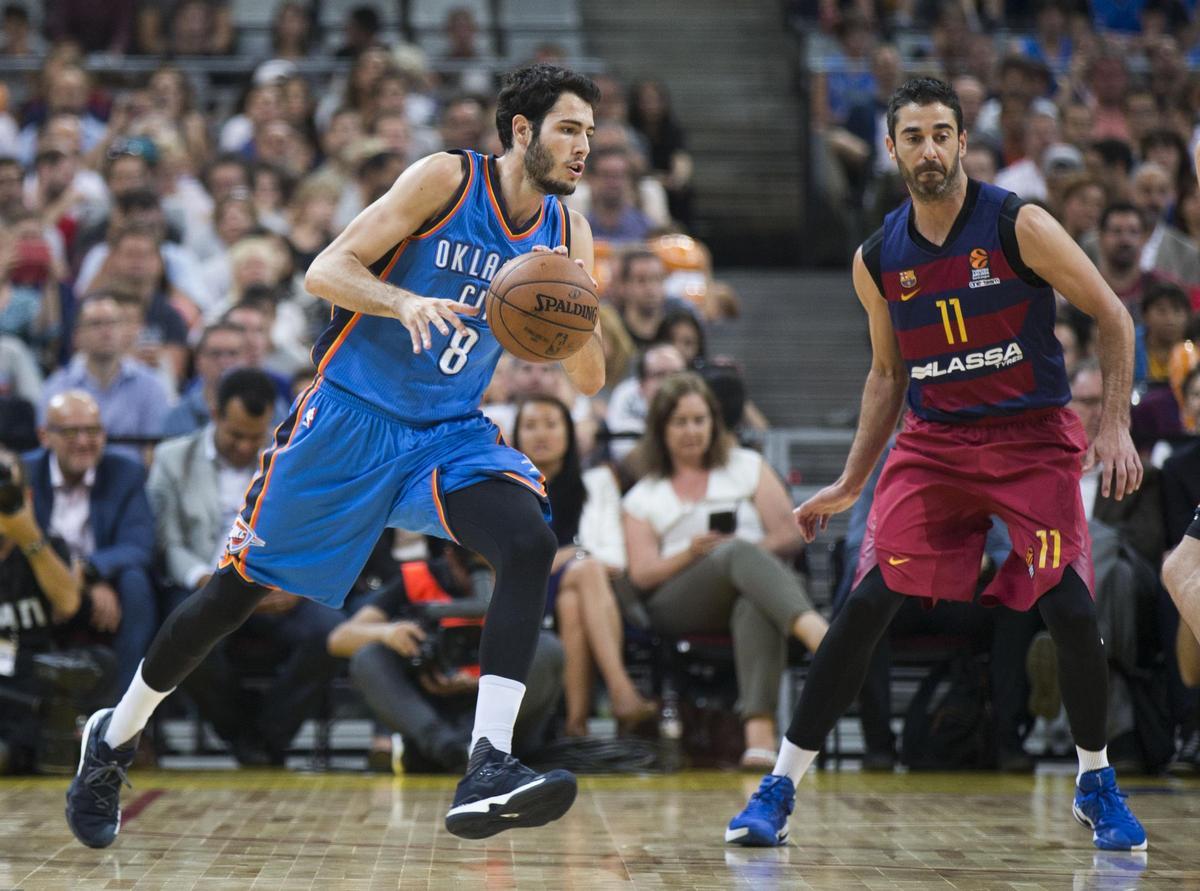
[863, 179, 1070, 423]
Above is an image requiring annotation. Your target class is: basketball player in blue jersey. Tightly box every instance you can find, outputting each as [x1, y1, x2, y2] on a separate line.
[66, 64, 605, 846]
[729, 78, 1149, 852]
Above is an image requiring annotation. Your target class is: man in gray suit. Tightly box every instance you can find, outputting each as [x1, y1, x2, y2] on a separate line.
[148, 368, 343, 765]
[1130, 162, 1200, 287]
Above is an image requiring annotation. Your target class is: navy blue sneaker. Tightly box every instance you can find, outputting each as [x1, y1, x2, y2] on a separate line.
[65, 709, 135, 848]
[725, 774, 794, 846]
[444, 738, 577, 839]
[1073, 766, 1148, 851]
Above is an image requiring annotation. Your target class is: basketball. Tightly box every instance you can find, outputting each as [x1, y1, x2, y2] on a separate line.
[485, 251, 599, 363]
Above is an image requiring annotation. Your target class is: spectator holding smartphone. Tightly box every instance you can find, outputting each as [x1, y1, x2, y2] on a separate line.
[622, 373, 827, 768]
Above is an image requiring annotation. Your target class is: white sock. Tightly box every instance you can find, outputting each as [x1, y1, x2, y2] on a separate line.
[1076, 745, 1109, 780]
[104, 661, 173, 749]
[470, 675, 526, 755]
[771, 738, 818, 786]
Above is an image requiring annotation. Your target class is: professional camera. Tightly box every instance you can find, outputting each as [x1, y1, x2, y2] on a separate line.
[406, 601, 485, 676]
[0, 460, 23, 514]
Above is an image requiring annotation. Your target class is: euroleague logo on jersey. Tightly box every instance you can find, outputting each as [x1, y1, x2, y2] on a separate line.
[968, 247, 1001, 289]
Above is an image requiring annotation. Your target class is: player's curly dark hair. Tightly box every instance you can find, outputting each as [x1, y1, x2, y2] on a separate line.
[886, 77, 963, 141]
[495, 63, 600, 150]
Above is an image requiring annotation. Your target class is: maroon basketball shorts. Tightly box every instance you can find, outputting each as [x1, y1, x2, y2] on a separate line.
[854, 406, 1092, 611]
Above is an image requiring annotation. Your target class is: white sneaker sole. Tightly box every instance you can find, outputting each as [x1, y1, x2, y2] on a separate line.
[1073, 802, 1148, 851]
[66, 708, 122, 848]
[445, 773, 577, 840]
[725, 824, 788, 846]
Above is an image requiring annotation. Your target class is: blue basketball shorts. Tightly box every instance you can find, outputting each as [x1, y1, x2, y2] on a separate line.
[218, 378, 550, 606]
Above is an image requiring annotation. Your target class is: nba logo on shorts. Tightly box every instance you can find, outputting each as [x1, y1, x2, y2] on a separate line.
[1025, 545, 1035, 578]
[303, 406, 317, 429]
[899, 269, 917, 289]
[226, 516, 266, 556]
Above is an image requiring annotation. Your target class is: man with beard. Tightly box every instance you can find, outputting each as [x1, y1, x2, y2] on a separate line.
[1094, 204, 1168, 325]
[66, 64, 605, 848]
[728, 78, 1148, 852]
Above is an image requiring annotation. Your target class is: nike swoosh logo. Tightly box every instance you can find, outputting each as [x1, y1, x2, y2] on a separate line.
[900, 289, 920, 301]
[888, 556, 911, 565]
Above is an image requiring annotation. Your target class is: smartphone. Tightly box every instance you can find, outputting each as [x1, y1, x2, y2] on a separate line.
[708, 510, 737, 534]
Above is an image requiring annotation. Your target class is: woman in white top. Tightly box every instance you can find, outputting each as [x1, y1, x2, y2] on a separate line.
[513, 395, 657, 738]
[623, 373, 828, 767]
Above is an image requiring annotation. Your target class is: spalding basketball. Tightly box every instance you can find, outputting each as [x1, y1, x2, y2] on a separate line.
[485, 252, 599, 363]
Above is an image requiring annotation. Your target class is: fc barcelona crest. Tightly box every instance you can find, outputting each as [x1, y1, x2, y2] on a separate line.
[899, 269, 917, 289]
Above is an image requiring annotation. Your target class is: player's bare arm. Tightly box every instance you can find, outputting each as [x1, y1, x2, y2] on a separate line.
[1013, 203, 1142, 500]
[304, 152, 479, 355]
[558, 209, 605, 396]
[794, 247, 908, 542]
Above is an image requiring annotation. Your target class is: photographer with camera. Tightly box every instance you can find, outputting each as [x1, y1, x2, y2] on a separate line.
[0, 446, 114, 773]
[329, 543, 564, 773]
[28, 390, 157, 701]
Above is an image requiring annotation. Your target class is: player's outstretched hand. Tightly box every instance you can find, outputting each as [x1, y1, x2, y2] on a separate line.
[395, 294, 479, 354]
[794, 482, 860, 543]
[1085, 424, 1143, 501]
[532, 243, 598, 289]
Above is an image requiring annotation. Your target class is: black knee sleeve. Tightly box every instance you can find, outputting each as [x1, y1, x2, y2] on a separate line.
[442, 480, 556, 682]
[1037, 567, 1108, 751]
[141, 569, 270, 692]
[786, 567, 906, 749]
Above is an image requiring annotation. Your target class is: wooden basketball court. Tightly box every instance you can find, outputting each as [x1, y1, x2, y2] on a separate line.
[1, 768, 1197, 888]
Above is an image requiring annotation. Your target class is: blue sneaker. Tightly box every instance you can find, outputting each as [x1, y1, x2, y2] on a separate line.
[1073, 766, 1148, 851]
[725, 774, 794, 846]
[444, 738, 577, 839]
[65, 709, 136, 849]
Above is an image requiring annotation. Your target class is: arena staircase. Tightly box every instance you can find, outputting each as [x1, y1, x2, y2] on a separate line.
[580, 0, 804, 265]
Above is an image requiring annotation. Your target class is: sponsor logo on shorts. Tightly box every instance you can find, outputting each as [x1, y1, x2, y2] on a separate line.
[226, 516, 266, 556]
[909, 342, 1024, 380]
[899, 269, 917, 289]
[887, 555, 911, 566]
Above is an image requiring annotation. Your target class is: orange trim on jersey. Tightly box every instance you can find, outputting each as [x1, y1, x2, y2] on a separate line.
[379, 239, 409, 278]
[316, 312, 362, 374]
[219, 554, 280, 591]
[412, 154, 476, 240]
[558, 199, 568, 248]
[484, 161, 544, 240]
[316, 236, 414, 375]
[502, 470, 547, 498]
[431, 468, 459, 542]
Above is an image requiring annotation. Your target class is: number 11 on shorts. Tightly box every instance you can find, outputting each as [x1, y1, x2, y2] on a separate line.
[1035, 528, 1061, 569]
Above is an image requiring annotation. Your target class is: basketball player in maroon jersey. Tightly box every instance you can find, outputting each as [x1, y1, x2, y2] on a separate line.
[728, 78, 1146, 851]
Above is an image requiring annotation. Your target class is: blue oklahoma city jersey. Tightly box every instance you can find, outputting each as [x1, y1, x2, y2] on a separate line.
[311, 149, 570, 422]
[866, 179, 1070, 423]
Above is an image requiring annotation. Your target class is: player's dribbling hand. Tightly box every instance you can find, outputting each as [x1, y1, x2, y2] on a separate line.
[532, 243, 598, 289]
[394, 294, 479, 354]
[1085, 424, 1143, 501]
[794, 482, 860, 543]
